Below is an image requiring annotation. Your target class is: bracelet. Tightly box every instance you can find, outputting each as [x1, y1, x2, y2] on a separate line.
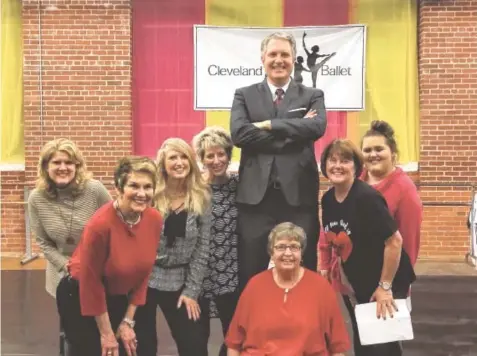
[121, 317, 135, 329]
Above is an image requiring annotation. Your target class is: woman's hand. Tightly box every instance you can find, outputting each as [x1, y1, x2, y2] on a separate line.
[177, 294, 201, 321]
[100, 332, 119, 356]
[117, 322, 138, 356]
[319, 269, 330, 282]
[370, 287, 398, 320]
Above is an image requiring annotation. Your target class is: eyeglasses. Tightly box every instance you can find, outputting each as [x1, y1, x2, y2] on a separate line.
[273, 244, 301, 253]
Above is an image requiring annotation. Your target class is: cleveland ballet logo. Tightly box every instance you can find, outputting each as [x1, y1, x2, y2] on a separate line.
[205, 31, 351, 84]
[296, 31, 351, 88]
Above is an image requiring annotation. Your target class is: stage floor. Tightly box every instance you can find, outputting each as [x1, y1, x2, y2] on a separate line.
[1, 262, 477, 356]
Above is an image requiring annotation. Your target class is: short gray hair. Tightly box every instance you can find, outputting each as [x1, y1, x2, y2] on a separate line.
[192, 126, 234, 161]
[261, 32, 297, 58]
[267, 222, 307, 255]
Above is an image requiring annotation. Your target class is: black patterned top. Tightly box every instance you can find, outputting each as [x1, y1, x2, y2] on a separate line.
[203, 173, 239, 301]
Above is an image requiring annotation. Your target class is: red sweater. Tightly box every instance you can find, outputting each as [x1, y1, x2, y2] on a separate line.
[225, 269, 350, 356]
[360, 167, 422, 265]
[69, 202, 162, 316]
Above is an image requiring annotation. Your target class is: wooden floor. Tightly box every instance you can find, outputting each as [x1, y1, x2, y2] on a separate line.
[2, 258, 477, 356]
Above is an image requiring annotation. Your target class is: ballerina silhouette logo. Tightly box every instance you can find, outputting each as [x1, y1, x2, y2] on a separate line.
[300, 31, 336, 88]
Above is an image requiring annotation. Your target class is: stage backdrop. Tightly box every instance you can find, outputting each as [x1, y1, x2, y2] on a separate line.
[194, 25, 366, 111]
[132, 0, 418, 168]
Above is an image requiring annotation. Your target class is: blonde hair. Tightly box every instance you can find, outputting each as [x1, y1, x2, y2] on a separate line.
[36, 138, 92, 199]
[267, 222, 307, 255]
[154, 138, 210, 216]
[192, 126, 234, 161]
[261, 32, 297, 58]
[114, 156, 157, 192]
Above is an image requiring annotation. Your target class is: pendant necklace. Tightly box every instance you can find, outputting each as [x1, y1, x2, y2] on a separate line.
[57, 197, 76, 245]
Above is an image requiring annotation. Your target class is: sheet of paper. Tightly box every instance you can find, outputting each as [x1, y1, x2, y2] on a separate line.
[355, 299, 414, 345]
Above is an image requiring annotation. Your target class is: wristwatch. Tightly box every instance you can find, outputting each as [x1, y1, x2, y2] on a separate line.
[122, 317, 136, 329]
[378, 281, 392, 291]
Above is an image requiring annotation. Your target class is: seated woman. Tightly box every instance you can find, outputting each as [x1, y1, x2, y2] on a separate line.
[193, 126, 240, 356]
[226, 222, 350, 356]
[56, 156, 163, 356]
[319, 139, 416, 356]
[135, 138, 212, 356]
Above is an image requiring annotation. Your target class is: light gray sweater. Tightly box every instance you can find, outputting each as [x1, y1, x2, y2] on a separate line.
[28, 179, 111, 297]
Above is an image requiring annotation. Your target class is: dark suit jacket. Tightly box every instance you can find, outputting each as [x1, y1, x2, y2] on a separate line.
[230, 78, 327, 207]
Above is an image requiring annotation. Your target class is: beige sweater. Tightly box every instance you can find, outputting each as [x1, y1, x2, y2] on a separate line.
[28, 179, 112, 297]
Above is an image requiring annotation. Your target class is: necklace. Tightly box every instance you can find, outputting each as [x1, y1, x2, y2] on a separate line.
[273, 268, 303, 303]
[114, 200, 141, 228]
[56, 196, 76, 245]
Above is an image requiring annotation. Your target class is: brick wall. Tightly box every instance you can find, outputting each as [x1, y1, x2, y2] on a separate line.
[22, 0, 132, 189]
[1, 172, 27, 256]
[418, 0, 477, 260]
[0, 0, 132, 254]
[1, 0, 477, 261]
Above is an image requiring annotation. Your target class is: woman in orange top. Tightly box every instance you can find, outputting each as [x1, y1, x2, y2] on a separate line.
[56, 157, 163, 356]
[225, 222, 349, 356]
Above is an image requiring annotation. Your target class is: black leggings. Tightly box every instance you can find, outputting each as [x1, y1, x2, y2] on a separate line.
[205, 292, 239, 356]
[56, 276, 129, 356]
[135, 287, 210, 356]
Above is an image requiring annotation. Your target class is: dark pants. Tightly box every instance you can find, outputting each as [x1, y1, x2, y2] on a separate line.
[205, 292, 239, 356]
[237, 185, 319, 289]
[135, 287, 209, 356]
[56, 276, 129, 356]
[343, 291, 406, 356]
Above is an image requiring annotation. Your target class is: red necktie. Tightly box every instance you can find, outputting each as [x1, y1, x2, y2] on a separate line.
[274, 88, 285, 105]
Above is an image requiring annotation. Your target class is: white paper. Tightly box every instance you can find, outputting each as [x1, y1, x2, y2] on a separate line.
[355, 299, 414, 345]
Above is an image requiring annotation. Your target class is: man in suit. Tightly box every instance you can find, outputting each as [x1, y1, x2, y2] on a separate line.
[230, 31, 327, 288]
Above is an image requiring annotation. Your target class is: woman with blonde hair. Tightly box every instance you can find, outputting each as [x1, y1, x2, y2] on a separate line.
[135, 138, 212, 356]
[28, 138, 111, 353]
[193, 126, 239, 356]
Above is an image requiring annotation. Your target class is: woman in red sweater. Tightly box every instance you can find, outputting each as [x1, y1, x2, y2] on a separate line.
[225, 222, 350, 356]
[56, 156, 163, 356]
[360, 120, 422, 266]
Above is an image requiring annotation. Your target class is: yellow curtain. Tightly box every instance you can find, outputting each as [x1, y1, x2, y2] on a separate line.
[1, 0, 24, 165]
[205, 0, 283, 163]
[355, 0, 419, 167]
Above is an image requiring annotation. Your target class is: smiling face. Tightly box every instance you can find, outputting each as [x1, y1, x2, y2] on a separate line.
[262, 38, 294, 86]
[47, 151, 76, 187]
[202, 146, 229, 179]
[325, 153, 356, 187]
[362, 135, 394, 178]
[164, 149, 191, 181]
[117, 171, 154, 215]
[271, 236, 302, 273]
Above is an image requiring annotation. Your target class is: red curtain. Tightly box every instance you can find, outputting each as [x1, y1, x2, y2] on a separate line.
[284, 0, 349, 160]
[132, 0, 205, 157]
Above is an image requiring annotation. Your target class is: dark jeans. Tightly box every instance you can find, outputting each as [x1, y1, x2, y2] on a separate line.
[237, 185, 319, 290]
[135, 287, 209, 356]
[205, 292, 239, 356]
[343, 291, 406, 356]
[56, 276, 129, 356]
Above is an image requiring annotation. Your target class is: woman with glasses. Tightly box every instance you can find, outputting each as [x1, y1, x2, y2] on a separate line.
[225, 222, 349, 356]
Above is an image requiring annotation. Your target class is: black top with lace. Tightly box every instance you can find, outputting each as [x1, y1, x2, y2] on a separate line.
[203, 173, 239, 303]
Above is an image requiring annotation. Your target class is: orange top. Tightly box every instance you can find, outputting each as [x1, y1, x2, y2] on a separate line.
[69, 202, 162, 316]
[225, 269, 350, 356]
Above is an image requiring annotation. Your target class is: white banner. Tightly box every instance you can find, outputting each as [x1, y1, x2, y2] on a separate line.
[194, 25, 366, 111]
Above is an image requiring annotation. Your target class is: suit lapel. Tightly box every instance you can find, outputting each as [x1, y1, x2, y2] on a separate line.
[258, 79, 276, 118]
[278, 79, 299, 118]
